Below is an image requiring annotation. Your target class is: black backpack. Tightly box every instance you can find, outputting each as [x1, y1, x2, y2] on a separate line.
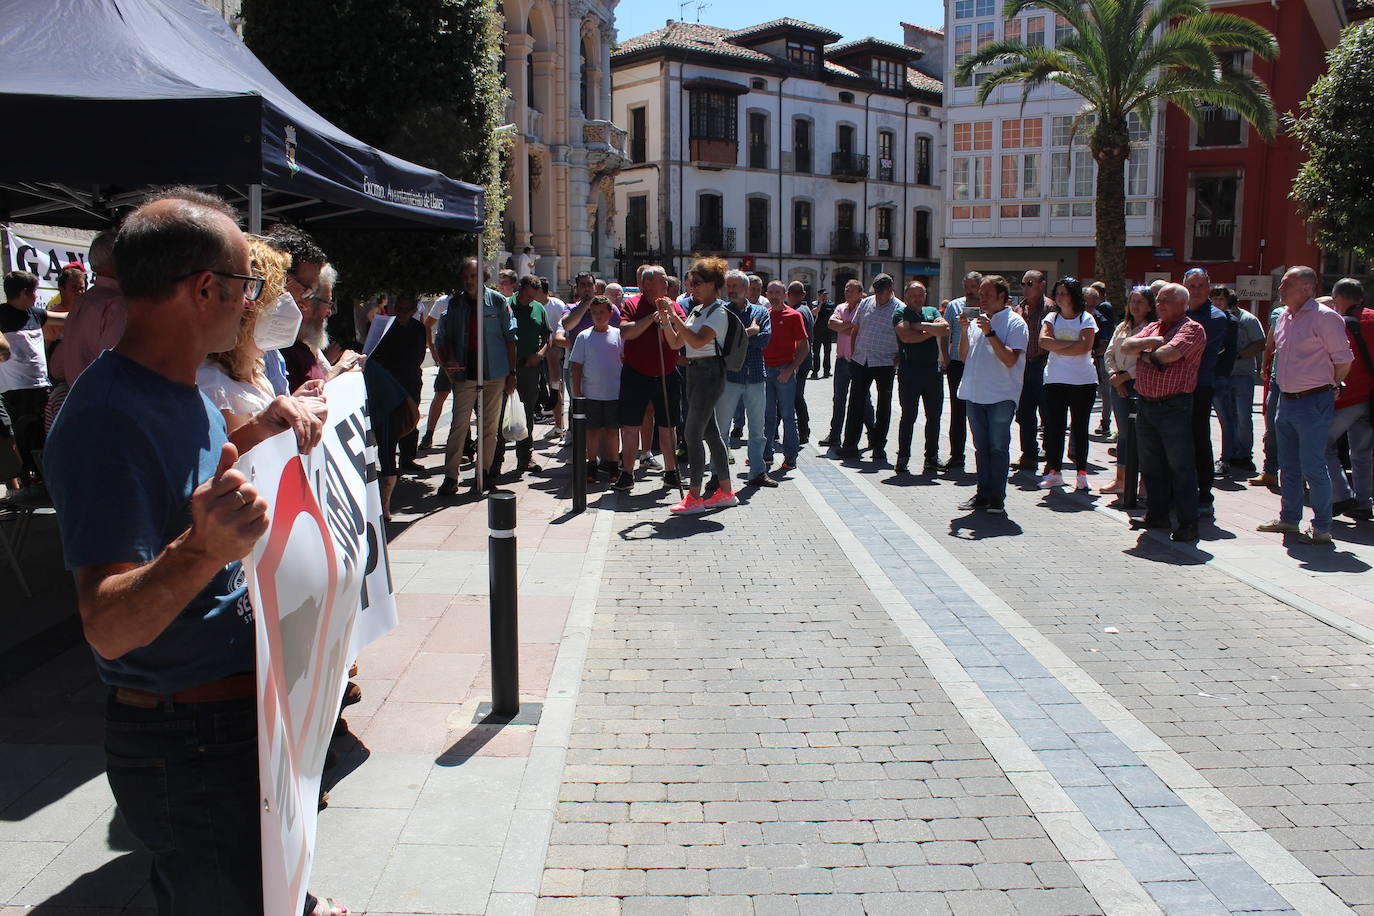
[700, 301, 749, 372]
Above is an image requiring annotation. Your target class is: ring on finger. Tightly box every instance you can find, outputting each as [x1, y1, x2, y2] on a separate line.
[236, 490, 249, 508]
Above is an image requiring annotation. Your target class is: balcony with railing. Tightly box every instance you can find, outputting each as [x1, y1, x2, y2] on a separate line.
[793, 229, 812, 256]
[831, 152, 869, 181]
[830, 230, 869, 258]
[690, 225, 737, 253]
[582, 120, 628, 171]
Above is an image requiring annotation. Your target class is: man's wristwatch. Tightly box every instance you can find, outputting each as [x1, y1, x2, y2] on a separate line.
[986, 329, 997, 339]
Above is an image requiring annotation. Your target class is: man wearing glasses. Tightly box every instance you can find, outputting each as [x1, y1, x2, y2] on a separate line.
[265, 224, 334, 391]
[43, 188, 340, 915]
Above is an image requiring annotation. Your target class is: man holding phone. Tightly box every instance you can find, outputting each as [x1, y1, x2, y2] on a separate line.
[957, 275, 1029, 514]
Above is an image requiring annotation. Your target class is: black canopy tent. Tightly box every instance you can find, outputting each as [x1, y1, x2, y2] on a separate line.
[0, 0, 484, 233]
[1, 0, 502, 490]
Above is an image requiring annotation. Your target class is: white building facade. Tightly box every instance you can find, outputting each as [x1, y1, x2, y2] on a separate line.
[938, 0, 1164, 298]
[499, 0, 627, 290]
[610, 19, 944, 295]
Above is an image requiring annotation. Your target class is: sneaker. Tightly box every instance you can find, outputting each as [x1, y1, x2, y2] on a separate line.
[748, 473, 779, 488]
[1074, 472, 1090, 492]
[1257, 519, 1301, 534]
[662, 470, 681, 489]
[1299, 526, 1334, 545]
[703, 489, 739, 509]
[1038, 472, 1064, 489]
[419, 431, 434, 450]
[670, 494, 706, 515]
[958, 495, 989, 511]
[1213, 460, 1230, 478]
[1248, 473, 1279, 488]
[612, 471, 634, 491]
[639, 451, 662, 470]
[778, 460, 797, 472]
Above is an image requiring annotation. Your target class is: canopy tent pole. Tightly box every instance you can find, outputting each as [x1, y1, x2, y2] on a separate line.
[249, 184, 263, 234]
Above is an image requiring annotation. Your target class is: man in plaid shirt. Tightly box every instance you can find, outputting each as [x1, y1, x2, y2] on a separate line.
[1122, 283, 1207, 542]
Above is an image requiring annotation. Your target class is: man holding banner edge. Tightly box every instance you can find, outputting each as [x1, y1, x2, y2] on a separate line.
[42, 189, 347, 916]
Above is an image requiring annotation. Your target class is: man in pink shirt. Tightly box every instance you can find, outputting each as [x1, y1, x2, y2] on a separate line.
[1258, 266, 1354, 543]
[821, 278, 874, 454]
[56, 231, 126, 386]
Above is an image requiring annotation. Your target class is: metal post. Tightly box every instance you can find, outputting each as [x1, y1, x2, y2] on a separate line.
[475, 227, 486, 495]
[571, 396, 588, 513]
[248, 184, 263, 234]
[487, 492, 519, 718]
[1123, 396, 1139, 510]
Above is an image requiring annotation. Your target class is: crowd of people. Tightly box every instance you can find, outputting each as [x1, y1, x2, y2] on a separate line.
[318, 256, 1367, 538]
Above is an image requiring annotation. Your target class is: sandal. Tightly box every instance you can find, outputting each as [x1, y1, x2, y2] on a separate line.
[341, 682, 363, 708]
[314, 897, 348, 916]
[1100, 482, 1124, 495]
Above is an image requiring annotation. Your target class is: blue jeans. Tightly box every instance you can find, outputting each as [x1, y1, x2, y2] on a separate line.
[765, 366, 800, 464]
[1277, 390, 1336, 531]
[716, 380, 767, 475]
[1327, 401, 1374, 507]
[828, 357, 873, 443]
[1108, 382, 1135, 467]
[1137, 394, 1199, 525]
[1213, 375, 1256, 464]
[967, 399, 1016, 504]
[1016, 355, 1048, 463]
[1262, 381, 1281, 475]
[104, 693, 299, 916]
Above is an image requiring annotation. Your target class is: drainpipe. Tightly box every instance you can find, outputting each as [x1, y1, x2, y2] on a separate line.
[902, 96, 913, 283]
[778, 72, 787, 284]
[863, 90, 872, 280]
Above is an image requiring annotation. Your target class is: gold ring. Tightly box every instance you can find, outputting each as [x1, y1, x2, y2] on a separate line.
[236, 490, 249, 508]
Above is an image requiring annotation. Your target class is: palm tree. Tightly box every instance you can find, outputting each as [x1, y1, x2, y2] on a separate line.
[954, 0, 1278, 307]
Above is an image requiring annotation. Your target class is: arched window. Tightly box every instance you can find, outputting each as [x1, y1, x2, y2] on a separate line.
[914, 209, 932, 259]
[793, 199, 812, 255]
[915, 135, 933, 185]
[793, 118, 813, 173]
[527, 55, 537, 110]
[747, 196, 770, 253]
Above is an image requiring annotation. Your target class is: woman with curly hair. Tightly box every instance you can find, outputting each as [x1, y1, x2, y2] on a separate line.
[655, 256, 738, 514]
[195, 237, 311, 430]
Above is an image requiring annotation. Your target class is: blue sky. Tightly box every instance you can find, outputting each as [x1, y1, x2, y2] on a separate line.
[612, 0, 946, 46]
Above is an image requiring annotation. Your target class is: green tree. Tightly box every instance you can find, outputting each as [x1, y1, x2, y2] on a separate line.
[1291, 21, 1374, 266]
[955, 0, 1278, 306]
[242, 0, 508, 297]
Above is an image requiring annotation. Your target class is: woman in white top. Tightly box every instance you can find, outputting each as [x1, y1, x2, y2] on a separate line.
[196, 239, 322, 431]
[1100, 285, 1157, 494]
[1038, 277, 1100, 491]
[656, 256, 737, 515]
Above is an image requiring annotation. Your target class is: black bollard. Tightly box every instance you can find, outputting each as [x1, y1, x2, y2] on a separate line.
[571, 396, 588, 513]
[1123, 396, 1139, 510]
[487, 492, 519, 718]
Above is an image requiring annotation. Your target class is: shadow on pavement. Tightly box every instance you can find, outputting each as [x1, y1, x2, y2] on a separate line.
[1285, 543, 1373, 573]
[948, 512, 1024, 539]
[617, 516, 726, 541]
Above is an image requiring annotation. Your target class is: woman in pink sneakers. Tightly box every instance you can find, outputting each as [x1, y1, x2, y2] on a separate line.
[656, 256, 738, 514]
[1038, 277, 1101, 493]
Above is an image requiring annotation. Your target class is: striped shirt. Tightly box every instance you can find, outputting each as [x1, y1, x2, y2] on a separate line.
[850, 295, 900, 368]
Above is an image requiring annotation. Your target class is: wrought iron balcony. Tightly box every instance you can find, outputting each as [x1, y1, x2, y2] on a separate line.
[830, 230, 869, 258]
[690, 225, 737, 253]
[831, 152, 869, 181]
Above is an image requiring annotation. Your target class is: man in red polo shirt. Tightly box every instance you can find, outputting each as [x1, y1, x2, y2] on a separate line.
[616, 265, 684, 491]
[1122, 282, 1207, 542]
[762, 280, 810, 472]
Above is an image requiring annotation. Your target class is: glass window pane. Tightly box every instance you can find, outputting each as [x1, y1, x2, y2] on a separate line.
[1074, 149, 1094, 197]
[973, 121, 993, 150]
[1026, 15, 1045, 47]
[1022, 118, 1042, 147]
[1001, 156, 1018, 198]
[1050, 151, 1070, 197]
[1002, 119, 1021, 149]
[1022, 153, 1039, 197]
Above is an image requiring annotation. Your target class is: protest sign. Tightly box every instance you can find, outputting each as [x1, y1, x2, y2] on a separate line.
[4, 228, 93, 308]
[240, 371, 397, 915]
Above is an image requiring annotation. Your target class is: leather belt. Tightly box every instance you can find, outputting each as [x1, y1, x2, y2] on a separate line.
[1282, 385, 1335, 400]
[113, 673, 255, 708]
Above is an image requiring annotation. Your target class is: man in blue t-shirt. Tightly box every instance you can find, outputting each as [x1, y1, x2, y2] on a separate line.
[1183, 267, 1231, 514]
[44, 190, 332, 916]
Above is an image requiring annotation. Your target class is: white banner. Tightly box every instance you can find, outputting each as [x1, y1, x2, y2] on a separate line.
[239, 371, 398, 916]
[4, 228, 93, 308]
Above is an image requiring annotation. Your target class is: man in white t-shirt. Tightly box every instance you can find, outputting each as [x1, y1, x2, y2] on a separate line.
[515, 246, 536, 279]
[419, 293, 452, 450]
[957, 275, 1029, 514]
